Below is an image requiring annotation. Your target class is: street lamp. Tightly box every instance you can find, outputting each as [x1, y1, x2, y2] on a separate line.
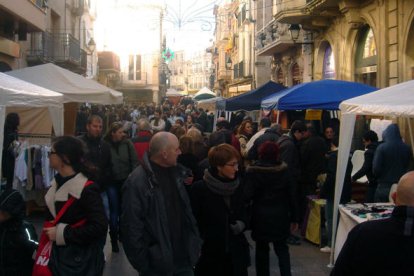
[226, 56, 232, 70]
[87, 38, 96, 77]
[288, 24, 314, 45]
[88, 38, 96, 53]
[288, 24, 301, 42]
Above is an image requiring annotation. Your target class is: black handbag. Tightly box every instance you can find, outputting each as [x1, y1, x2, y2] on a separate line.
[49, 242, 105, 276]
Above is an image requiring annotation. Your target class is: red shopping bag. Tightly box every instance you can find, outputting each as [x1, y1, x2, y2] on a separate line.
[32, 180, 93, 276]
[32, 221, 54, 276]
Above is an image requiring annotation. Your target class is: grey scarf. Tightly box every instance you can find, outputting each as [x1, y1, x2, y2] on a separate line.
[203, 169, 239, 196]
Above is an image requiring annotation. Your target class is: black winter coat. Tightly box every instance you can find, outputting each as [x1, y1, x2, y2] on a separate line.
[351, 142, 378, 186]
[300, 135, 327, 187]
[45, 173, 108, 247]
[191, 176, 250, 276]
[0, 219, 37, 276]
[78, 134, 112, 190]
[320, 150, 352, 203]
[332, 206, 414, 276]
[245, 161, 298, 242]
[121, 153, 201, 275]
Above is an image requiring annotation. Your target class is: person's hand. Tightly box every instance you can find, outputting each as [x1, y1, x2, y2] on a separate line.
[44, 226, 57, 241]
[230, 220, 245, 235]
[184, 176, 194, 185]
[290, 223, 299, 233]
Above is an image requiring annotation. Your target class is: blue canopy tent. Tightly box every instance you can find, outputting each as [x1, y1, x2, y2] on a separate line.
[217, 81, 286, 111]
[261, 79, 377, 110]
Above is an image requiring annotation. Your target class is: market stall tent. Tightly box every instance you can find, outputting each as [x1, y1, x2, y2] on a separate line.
[193, 87, 216, 101]
[0, 72, 64, 179]
[331, 79, 414, 266]
[218, 81, 285, 111]
[261, 79, 377, 110]
[6, 63, 123, 104]
[196, 96, 224, 112]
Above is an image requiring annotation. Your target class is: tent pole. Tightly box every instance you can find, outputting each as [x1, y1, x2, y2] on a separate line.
[407, 117, 414, 155]
[276, 110, 280, 123]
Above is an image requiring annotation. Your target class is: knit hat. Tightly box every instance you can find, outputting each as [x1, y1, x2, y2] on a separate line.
[0, 189, 25, 218]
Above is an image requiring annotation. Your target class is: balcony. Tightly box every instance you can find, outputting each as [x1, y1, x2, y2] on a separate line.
[255, 21, 296, 56]
[26, 32, 87, 74]
[274, 0, 339, 28]
[0, 0, 46, 31]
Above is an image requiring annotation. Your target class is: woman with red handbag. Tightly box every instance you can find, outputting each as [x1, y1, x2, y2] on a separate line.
[33, 136, 108, 276]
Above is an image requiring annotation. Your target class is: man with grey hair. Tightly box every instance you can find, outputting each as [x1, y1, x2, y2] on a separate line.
[332, 171, 414, 276]
[122, 132, 201, 276]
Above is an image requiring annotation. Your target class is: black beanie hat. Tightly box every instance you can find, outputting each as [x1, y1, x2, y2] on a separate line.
[0, 189, 25, 218]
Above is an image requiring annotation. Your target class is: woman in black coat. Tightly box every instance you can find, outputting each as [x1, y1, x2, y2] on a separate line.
[43, 136, 108, 275]
[0, 189, 37, 276]
[245, 141, 298, 276]
[191, 144, 250, 276]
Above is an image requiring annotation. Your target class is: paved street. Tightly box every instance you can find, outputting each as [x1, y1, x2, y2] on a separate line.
[102, 233, 332, 276]
[29, 214, 332, 275]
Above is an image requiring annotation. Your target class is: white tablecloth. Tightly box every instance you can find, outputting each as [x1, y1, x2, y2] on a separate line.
[334, 203, 394, 261]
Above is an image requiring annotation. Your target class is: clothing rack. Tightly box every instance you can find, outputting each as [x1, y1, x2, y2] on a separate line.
[19, 133, 54, 146]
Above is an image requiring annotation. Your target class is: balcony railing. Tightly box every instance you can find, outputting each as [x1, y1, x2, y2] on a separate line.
[255, 21, 296, 56]
[27, 31, 87, 73]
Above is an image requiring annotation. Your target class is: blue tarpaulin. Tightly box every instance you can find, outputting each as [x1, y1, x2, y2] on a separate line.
[261, 79, 377, 110]
[217, 81, 285, 111]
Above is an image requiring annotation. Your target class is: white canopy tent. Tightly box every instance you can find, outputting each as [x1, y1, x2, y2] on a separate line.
[331, 79, 414, 266]
[193, 87, 215, 100]
[6, 63, 123, 104]
[0, 72, 64, 179]
[166, 88, 185, 97]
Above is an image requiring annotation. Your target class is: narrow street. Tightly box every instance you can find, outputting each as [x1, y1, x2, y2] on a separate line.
[101, 233, 332, 276]
[29, 214, 331, 275]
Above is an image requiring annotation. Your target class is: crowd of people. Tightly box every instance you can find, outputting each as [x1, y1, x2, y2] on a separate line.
[1, 98, 414, 275]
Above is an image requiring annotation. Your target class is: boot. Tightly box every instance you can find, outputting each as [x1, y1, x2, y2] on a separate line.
[110, 231, 119, 253]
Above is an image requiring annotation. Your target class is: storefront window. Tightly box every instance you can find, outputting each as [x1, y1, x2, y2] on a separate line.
[322, 45, 336, 79]
[355, 25, 377, 87]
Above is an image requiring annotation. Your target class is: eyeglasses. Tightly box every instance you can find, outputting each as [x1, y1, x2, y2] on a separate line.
[224, 162, 239, 168]
[48, 150, 57, 157]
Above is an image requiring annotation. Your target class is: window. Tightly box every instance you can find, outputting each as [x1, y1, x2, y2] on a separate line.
[135, 55, 141, 80]
[128, 55, 134, 80]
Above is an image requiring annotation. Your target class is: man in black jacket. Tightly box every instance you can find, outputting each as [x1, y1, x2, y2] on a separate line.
[278, 120, 307, 245]
[121, 132, 201, 276]
[332, 171, 414, 276]
[78, 115, 112, 191]
[351, 130, 378, 203]
[78, 115, 113, 248]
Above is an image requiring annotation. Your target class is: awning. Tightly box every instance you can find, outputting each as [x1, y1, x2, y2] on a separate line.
[7, 63, 123, 104]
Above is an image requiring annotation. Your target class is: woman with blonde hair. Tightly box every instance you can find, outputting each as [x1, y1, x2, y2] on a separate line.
[236, 119, 253, 158]
[187, 127, 208, 161]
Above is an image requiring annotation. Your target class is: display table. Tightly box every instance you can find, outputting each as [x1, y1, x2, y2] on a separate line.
[334, 203, 394, 260]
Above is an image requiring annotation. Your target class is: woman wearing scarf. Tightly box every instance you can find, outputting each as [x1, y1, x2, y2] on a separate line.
[190, 144, 250, 276]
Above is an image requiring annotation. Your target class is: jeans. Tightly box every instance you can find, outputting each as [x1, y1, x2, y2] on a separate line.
[325, 199, 333, 247]
[107, 184, 121, 238]
[101, 191, 110, 219]
[255, 240, 291, 276]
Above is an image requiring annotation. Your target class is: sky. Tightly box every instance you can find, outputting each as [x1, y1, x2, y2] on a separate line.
[94, 0, 225, 58]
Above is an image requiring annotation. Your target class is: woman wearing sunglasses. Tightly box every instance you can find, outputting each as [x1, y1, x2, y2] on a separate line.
[42, 136, 107, 275]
